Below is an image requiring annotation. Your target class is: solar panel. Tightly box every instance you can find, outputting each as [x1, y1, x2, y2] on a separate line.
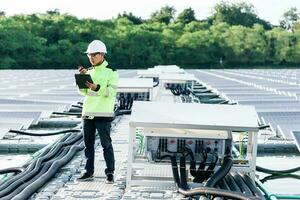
[291, 131, 300, 152]
[0, 123, 23, 139]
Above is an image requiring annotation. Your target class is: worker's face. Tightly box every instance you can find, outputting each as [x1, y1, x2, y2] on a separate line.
[87, 52, 104, 66]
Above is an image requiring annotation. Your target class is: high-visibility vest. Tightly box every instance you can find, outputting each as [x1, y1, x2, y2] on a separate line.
[78, 60, 119, 118]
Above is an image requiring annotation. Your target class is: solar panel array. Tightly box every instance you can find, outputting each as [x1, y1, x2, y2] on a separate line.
[190, 69, 300, 139]
[291, 131, 300, 151]
[1, 68, 299, 140]
[0, 69, 136, 138]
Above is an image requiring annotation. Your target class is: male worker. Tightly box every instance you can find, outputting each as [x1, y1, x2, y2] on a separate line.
[77, 40, 118, 184]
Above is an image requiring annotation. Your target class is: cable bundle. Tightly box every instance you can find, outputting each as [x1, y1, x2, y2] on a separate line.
[0, 132, 84, 200]
[118, 95, 134, 110]
[167, 140, 264, 200]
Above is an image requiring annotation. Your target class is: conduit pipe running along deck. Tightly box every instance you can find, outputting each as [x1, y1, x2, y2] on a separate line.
[256, 166, 300, 175]
[23, 133, 72, 167]
[0, 133, 72, 183]
[9, 128, 81, 136]
[0, 167, 23, 175]
[260, 173, 300, 184]
[2, 147, 72, 200]
[0, 134, 80, 196]
[0, 133, 83, 199]
[12, 142, 84, 200]
[35, 120, 80, 128]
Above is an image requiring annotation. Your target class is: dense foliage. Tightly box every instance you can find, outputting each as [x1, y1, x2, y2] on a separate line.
[0, 2, 300, 69]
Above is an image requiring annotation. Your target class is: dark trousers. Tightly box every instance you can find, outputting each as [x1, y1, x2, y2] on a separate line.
[83, 118, 115, 175]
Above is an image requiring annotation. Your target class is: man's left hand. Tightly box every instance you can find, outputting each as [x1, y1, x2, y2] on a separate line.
[85, 81, 97, 91]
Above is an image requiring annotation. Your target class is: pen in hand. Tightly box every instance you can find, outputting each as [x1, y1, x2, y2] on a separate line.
[78, 66, 87, 74]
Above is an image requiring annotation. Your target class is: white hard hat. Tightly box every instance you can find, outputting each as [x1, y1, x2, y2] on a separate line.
[85, 40, 107, 54]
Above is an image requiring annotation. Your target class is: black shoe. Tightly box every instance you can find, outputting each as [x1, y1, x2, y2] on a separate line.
[77, 172, 94, 181]
[105, 174, 114, 184]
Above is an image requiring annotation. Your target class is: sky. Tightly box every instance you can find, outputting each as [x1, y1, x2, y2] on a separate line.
[1, 0, 300, 25]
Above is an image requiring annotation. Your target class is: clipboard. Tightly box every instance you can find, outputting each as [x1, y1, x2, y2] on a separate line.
[75, 74, 94, 89]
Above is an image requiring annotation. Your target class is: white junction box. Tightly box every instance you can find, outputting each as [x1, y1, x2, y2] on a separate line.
[117, 78, 154, 101]
[159, 73, 196, 90]
[127, 101, 259, 188]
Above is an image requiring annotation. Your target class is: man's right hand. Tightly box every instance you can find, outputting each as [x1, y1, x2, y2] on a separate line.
[78, 66, 87, 74]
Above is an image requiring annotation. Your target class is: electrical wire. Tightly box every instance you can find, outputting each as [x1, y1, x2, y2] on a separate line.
[241, 174, 265, 199]
[0, 167, 24, 175]
[179, 156, 189, 189]
[71, 105, 82, 109]
[194, 151, 208, 183]
[260, 173, 300, 183]
[8, 129, 81, 136]
[12, 142, 84, 200]
[184, 146, 196, 177]
[225, 173, 242, 193]
[256, 165, 300, 175]
[0, 134, 80, 191]
[205, 155, 233, 188]
[178, 188, 260, 200]
[52, 112, 81, 116]
[232, 173, 253, 196]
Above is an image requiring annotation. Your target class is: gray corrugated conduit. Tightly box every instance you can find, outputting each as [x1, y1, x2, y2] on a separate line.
[0, 132, 83, 199]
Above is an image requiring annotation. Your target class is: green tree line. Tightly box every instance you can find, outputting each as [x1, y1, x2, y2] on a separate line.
[1, 2, 300, 69]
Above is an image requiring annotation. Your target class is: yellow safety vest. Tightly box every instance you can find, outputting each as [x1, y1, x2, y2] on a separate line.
[78, 60, 119, 118]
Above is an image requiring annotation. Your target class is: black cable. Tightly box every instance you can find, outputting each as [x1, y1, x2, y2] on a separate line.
[32, 133, 72, 162]
[127, 97, 134, 110]
[194, 152, 208, 183]
[156, 139, 162, 159]
[0, 134, 81, 198]
[0, 159, 37, 191]
[8, 129, 81, 136]
[184, 146, 196, 177]
[21, 133, 72, 169]
[71, 105, 82, 109]
[52, 112, 81, 116]
[181, 88, 191, 95]
[170, 86, 181, 96]
[12, 143, 84, 200]
[178, 188, 260, 200]
[153, 81, 159, 87]
[1, 147, 70, 200]
[115, 109, 132, 116]
[118, 96, 125, 110]
[0, 167, 24, 175]
[256, 165, 300, 175]
[258, 125, 270, 130]
[205, 155, 233, 188]
[1, 136, 83, 199]
[171, 156, 182, 188]
[217, 178, 231, 190]
[219, 100, 229, 104]
[202, 152, 218, 181]
[124, 96, 130, 110]
[225, 174, 242, 193]
[180, 156, 189, 189]
[260, 173, 300, 183]
[47, 133, 82, 155]
[232, 173, 253, 196]
[156, 155, 172, 162]
[0, 134, 80, 192]
[241, 174, 265, 199]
